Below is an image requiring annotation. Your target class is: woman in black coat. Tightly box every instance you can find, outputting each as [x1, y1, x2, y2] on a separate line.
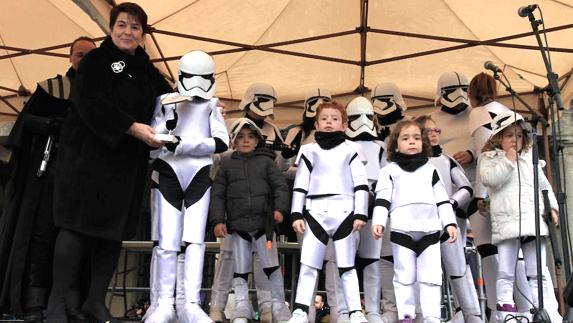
[46, 3, 171, 323]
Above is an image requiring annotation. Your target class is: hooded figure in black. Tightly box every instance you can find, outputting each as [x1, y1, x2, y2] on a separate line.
[0, 37, 96, 323]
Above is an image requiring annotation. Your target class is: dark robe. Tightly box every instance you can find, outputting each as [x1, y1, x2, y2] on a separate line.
[0, 70, 73, 314]
[53, 36, 171, 241]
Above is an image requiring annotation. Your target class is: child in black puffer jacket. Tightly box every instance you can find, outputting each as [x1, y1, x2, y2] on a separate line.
[209, 118, 291, 323]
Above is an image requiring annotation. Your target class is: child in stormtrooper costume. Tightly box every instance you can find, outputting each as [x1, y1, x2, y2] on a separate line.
[370, 82, 409, 141]
[210, 118, 292, 323]
[145, 50, 229, 323]
[288, 101, 369, 323]
[209, 83, 284, 323]
[430, 72, 492, 322]
[478, 112, 561, 323]
[345, 97, 389, 323]
[371, 120, 458, 323]
[370, 83, 409, 323]
[415, 115, 482, 323]
[282, 89, 350, 323]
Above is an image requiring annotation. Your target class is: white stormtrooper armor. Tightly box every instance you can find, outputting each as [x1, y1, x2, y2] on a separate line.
[282, 88, 332, 179]
[345, 97, 389, 323]
[289, 139, 369, 320]
[372, 163, 457, 323]
[238, 83, 277, 118]
[146, 51, 229, 323]
[435, 72, 469, 115]
[428, 152, 482, 323]
[371, 83, 408, 141]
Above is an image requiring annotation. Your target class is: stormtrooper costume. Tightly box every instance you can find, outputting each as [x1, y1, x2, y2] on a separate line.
[373, 162, 457, 323]
[283, 88, 332, 180]
[371, 83, 409, 141]
[145, 51, 229, 323]
[430, 72, 496, 321]
[428, 147, 482, 323]
[345, 97, 389, 323]
[210, 83, 284, 323]
[370, 83, 407, 323]
[282, 89, 349, 323]
[288, 135, 369, 323]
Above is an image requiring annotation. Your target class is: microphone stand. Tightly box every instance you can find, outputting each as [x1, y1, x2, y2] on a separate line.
[523, 8, 572, 283]
[494, 71, 551, 323]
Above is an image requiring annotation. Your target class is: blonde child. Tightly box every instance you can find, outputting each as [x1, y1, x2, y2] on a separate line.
[477, 111, 561, 323]
[371, 120, 458, 323]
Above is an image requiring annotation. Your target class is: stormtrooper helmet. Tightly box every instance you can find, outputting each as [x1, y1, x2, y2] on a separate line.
[304, 88, 332, 119]
[177, 51, 216, 99]
[238, 83, 277, 117]
[229, 117, 265, 143]
[345, 96, 377, 139]
[371, 82, 407, 116]
[435, 71, 469, 114]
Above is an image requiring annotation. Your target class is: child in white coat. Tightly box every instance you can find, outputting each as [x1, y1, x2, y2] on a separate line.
[478, 111, 560, 323]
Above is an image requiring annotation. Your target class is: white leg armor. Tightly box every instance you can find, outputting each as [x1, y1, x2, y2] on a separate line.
[391, 231, 442, 322]
[496, 239, 520, 323]
[513, 258, 531, 319]
[325, 241, 349, 323]
[358, 220, 383, 322]
[470, 212, 497, 322]
[144, 247, 177, 323]
[209, 236, 234, 322]
[380, 220, 398, 323]
[254, 251, 273, 323]
[440, 229, 482, 323]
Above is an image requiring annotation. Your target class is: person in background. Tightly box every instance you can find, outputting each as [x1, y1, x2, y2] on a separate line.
[314, 295, 330, 323]
[0, 36, 96, 323]
[46, 3, 171, 322]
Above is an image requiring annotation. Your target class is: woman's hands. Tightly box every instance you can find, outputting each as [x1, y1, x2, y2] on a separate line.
[126, 122, 163, 148]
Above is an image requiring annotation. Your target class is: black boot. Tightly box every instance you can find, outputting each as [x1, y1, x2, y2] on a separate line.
[22, 287, 47, 323]
[46, 229, 85, 323]
[81, 238, 121, 323]
[66, 288, 87, 323]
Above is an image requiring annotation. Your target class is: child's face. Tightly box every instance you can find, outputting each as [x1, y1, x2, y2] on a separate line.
[234, 127, 259, 154]
[315, 107, 347, 132]
[397, 124, 423, 155]
[501, 124, 523, 153]
[423, 120, 441, 146]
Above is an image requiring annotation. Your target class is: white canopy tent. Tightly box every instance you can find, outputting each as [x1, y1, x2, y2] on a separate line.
[0, 0, 572, 125]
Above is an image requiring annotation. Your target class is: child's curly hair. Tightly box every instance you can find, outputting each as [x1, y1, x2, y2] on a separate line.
[315, 101, 348, 124]
[387, 119, 432, 162]
[481, 122, 531, 153]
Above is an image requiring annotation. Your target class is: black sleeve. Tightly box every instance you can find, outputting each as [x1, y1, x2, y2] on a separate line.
[71, 52, 135, 149]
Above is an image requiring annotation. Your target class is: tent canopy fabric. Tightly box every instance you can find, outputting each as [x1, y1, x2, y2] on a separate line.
[1, 0, 572, 122]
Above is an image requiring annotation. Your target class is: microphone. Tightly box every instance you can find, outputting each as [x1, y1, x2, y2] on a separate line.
[484, 61, 502, 73]
[518, 4, 538, 17]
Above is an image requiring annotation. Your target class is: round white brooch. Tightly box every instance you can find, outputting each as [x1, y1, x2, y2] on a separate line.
[111, 61, 126, 73]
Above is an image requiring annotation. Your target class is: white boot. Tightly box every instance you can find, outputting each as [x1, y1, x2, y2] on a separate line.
[449, 268, 482, 323]
[145, 247, 177, 323]
[363, 260, 383, 323]
[350, 311, 369, 323]
[380, 258, 398, 323]
[143, 245, 160, 321]
[231, 277, 254, 322]
[288, 309, 309, 323]
[495, 304, 517, 323]
[209, 248, 234, 322]
[175, 251, 186, 314]
[267, 267, 291, 323]
[179, 243, 213, 323]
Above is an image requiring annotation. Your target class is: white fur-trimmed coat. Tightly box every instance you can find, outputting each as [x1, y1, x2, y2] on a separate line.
[478, 148, 558, 244]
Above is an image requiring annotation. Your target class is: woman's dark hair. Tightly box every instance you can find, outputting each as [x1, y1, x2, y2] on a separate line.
[386, 119, 432, 161]
[69, 36, 96, 56]
[109, 2, 149, 33]
[469, 72, 497, 107]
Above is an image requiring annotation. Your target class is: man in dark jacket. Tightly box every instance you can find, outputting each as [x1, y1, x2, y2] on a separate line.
[0, 37, 96, 323]
[210, 118, 291, 323]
